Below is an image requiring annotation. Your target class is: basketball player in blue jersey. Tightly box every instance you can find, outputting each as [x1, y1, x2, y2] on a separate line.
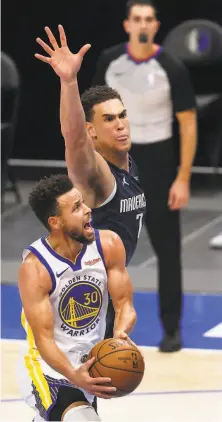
[35, 25, 146, 344]
[18, 174, 137, 422]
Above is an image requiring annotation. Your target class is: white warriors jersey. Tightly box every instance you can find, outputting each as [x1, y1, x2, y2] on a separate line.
[21, 229, 108, 361]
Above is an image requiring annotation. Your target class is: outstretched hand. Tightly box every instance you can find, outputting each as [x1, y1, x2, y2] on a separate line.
[35, 25, 91, 82]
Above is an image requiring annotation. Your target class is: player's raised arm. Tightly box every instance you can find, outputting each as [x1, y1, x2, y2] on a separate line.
[35, 25, 114, 207]
[18, 254, 116, 399]
[101, 231, 137, 338]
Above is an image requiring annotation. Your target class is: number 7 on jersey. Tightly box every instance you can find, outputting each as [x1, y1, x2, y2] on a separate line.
[136, 213, 143, 238]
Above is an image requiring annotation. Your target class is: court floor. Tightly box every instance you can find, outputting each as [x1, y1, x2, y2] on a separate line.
[1, 341, 222, 422]
[1, 288, 222, 422]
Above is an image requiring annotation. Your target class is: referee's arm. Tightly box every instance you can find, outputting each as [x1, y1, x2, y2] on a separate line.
[169, 61, 197, 210]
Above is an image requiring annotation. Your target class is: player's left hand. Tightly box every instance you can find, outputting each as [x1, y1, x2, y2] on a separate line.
[113, 332, 145, 360]
[168, 179, 190, 210]
[35, 25, 91, 82]
[113, 331, 129, 341]
[113, 331, 136, 347]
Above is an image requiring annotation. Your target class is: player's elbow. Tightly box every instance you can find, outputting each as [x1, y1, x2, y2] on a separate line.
[34, 334, 55, 359]
[33, 327, 54, 351]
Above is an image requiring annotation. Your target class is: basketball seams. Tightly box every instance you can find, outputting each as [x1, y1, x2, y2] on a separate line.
[96, 338, 116, 359]
[97, 338, 138, 360]
[92, 348, 144, 374]
[90, 359, 127, 395]
[97, 358, 144, 374]
[88, 339, 145, 397]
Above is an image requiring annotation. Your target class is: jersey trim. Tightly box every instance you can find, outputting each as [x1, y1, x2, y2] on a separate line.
[40, 237, 87, 271]
[94, 229, 106, 269]
[98, 180, 117, 207]
[27, 246, 56, 295]
[126, 43, 163, 63]
[21, 310, 53, 413]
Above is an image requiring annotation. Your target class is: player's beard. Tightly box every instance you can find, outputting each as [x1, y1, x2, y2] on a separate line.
[64, 229, 94, 245]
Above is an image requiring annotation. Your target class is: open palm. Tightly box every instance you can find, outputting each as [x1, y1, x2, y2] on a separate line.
[35, 25, 91, 82]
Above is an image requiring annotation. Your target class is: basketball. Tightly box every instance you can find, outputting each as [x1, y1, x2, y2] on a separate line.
[88, 338, 145, 397]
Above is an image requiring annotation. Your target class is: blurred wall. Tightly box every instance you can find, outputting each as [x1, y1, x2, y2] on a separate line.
[2, 0, 222, 161]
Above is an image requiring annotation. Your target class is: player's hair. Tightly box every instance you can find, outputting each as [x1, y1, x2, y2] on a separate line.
[126, 0, 158, 18]
[28, 174, 73, 230]
[81, 85, 123, 122]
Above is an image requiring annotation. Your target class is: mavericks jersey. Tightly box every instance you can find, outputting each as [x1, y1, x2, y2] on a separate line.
[21, 229, 108, 360]
[92, 157, 146, 265]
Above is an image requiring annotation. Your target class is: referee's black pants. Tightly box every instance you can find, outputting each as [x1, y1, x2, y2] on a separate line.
[130, 137, 182, 336]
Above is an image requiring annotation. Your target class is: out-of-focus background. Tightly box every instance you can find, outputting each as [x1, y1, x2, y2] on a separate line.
[1, 1, 222, 421]
[1, 0, 222, 164]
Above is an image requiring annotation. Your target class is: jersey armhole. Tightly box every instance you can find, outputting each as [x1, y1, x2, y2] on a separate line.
[27, 246, 56, 295]
[97, 180, 117, 207]
[94, 230, 106, 270]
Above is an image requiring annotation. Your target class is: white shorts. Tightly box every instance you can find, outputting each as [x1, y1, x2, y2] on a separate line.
[17, 343, 94, 421]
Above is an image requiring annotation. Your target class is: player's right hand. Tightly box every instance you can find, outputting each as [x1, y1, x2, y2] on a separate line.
[35, 25, 91, 83]
[72, 357, 116, 399]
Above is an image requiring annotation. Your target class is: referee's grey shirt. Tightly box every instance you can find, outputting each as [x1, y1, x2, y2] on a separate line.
[93, 43, 196, 144]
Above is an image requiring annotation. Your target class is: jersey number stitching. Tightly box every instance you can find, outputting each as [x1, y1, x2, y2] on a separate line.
[136, 213, 143, 238]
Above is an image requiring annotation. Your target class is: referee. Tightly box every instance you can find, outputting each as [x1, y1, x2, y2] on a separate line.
[93, 0, 197, 352]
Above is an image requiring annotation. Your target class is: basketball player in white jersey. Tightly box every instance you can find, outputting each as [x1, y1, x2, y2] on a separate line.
[17, 174, 137, 421]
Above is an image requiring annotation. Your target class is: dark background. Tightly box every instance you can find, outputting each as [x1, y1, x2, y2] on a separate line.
[2, 0, 222, 161]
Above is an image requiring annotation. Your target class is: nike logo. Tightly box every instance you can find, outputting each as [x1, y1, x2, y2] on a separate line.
[56, 267, 69, 278]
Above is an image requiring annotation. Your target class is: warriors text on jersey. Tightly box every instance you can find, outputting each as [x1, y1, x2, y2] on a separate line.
[92, 157, 146, 265]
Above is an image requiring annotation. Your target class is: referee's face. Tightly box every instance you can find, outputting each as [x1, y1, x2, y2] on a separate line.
[89, 99, 131, 154]
[124, 5, 159, 44]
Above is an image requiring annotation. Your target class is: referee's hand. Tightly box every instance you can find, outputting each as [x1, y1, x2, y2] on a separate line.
[168, 179, 190, 210]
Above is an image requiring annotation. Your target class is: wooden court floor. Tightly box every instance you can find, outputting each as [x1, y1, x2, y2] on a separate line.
[1, 340, 222, 422]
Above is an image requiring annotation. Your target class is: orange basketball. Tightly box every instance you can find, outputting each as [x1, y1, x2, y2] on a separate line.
[88, 338, 145, 397]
